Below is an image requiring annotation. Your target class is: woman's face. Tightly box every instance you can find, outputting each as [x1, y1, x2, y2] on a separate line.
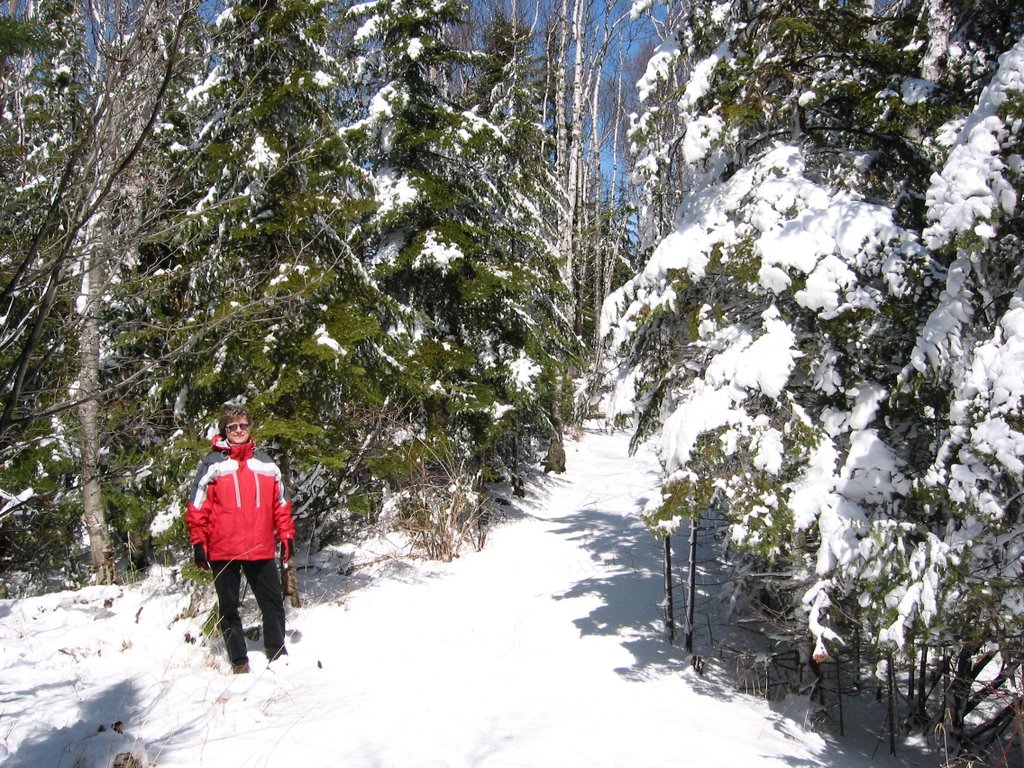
[224, 419, 252, 446]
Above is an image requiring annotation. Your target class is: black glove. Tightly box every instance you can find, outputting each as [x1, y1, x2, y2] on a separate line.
[279, 539, 293, 563]
[193, 542, 210, 570]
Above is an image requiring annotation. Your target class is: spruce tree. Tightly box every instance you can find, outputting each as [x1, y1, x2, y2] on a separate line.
[346, 0, 576, 479]
[161, 0, 393, 543]
[604, 2, 1024, 749]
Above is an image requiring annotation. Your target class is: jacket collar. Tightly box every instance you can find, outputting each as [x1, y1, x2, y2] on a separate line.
[211, 435, 255, 461]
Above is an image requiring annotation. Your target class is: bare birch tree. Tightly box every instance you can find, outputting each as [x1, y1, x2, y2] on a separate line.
[552, 0, 573, 292]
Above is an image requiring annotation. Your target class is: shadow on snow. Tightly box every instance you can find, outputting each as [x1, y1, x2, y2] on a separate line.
[6, 678, 147, 768]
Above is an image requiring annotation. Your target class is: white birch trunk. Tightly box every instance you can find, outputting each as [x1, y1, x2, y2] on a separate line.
[562, 0, 587, 307]
[590, 66, 604, 356]
[554, 0, 573, 290]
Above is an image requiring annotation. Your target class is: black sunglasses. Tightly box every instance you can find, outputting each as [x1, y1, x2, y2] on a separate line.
[225, 423, 251, 433]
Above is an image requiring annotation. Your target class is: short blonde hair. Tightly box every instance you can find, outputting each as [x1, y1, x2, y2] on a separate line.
[218, 405, 253, 437]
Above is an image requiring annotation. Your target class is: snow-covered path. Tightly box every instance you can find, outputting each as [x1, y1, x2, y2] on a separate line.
[1, 429, 917, 767]
[283, 430, 683, 767]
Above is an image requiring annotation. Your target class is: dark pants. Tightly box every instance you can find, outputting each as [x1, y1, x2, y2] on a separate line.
[210, 559, 286, 665]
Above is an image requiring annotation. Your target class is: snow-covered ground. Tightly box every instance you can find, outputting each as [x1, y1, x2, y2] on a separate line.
[1, 428, 931, 767]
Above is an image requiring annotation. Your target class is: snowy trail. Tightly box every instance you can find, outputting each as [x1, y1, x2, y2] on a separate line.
[154, 429, 863, 767]
[1, 429, 915, 767]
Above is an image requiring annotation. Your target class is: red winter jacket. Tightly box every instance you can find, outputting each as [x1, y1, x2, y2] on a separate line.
[186, 436, 295, 561]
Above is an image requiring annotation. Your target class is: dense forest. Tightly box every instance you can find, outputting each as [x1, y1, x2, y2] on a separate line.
[1, 0, 1023, 763]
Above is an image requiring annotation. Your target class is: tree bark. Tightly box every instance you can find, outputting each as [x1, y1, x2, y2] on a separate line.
[663, 534, 674, 643]
[78, 244, 115, 583]
[563, 0, 586, 312]
[553, 0, 572, 291]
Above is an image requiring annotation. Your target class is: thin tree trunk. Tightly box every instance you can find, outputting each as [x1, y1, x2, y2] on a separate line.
[918, 645, 928, 722]
[685, 515, 697, 652]
[837, 653, 845, 736]
[584, 56, 602, 338]
[888, 652, 897, 756]
[588, 73, 601, 335]
[554, 0, 572, 290]
[663, 534, 674, 643]
[78, 243, 115, 583]
[908, 647, 916, 712]
[563, 0, 586, 312]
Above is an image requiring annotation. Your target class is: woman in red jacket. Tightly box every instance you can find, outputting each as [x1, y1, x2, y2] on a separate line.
[186, 405, 296, 674]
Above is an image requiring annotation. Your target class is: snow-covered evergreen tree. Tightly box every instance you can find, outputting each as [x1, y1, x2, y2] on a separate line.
[603, 0, 1023, 754]
[160, 0, 395, 541]
[470, 10, 579, 454]
[345, 0, 576, 475]
[0, 1, 90, 579]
